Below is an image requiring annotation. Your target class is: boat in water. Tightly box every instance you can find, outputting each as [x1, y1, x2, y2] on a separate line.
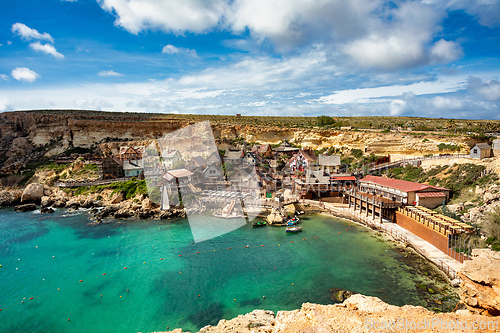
[253, 221, 267, 227]
[286, 226, 302, 233]
[286, 216, 300, 226]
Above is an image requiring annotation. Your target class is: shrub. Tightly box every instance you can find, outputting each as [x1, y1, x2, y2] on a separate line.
[351, 149, 363, 159]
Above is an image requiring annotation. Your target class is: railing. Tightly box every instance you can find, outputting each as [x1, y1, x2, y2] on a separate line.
[347, 191, 403, 209]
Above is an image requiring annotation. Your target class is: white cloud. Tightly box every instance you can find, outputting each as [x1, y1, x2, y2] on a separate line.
[11, 67, 39, 83]
[12, 23, 54, 43]
[390, 99, 407, 115]
[0, 74, 9, 81]
[318, 77, 466, 104]
[467, 77, 500, 101]
[430, 39, 463, 64]
[97, 0, 228, 34]
[162, 44, 197, 57]
[343, 1, 444, 70]
[29, 42, 64, 59]
[343, 34, 426, 70]
[430, 96, 464, 110]
[97, 70, 124, 77]
[0, 96, 10, 112]
[74, 98, 113, 110]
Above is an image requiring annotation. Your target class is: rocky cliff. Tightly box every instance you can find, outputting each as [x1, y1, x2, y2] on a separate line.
[164, 295, 498, 333]
[0, 110, 470, 171]
[459, 249, 500, 316]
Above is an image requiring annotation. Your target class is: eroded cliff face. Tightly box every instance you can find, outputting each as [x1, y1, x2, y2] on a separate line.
[164, 295, 498, 333]
[459, 249, 500, 316]
[0, 111, 470, 170]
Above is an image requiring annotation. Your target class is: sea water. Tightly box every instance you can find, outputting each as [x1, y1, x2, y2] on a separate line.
[1, 208, 437, 332]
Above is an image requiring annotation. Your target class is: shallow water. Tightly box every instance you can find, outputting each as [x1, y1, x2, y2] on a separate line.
[0, 208, 453, 332]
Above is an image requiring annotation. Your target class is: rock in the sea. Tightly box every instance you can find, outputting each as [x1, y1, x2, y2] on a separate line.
[21, 183, 45, 204]
[266, 208, 284, 225]
[15, 203, 37, 211]
[459, 249, 500, 316]
[40, 195, 54, 207]
[330, 288, 358, 302]
[114, 208, 134, 218]
[0, 189, 23, 206]
[40, 207, 55, 214]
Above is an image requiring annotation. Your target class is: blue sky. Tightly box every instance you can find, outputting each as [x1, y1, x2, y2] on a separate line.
[0, 0, 499, 119]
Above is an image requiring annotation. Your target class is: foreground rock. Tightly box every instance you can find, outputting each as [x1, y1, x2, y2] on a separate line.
[164, 295, 498, 333]
[15, 203, 37, 211]
[21, 183, 45, 204]
[459, 249, 500, 316]
[0, 189, 22, 206]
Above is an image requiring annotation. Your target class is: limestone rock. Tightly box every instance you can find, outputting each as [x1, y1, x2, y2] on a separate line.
[0, 189, 22, 206]
[266, 208, 284, 225]
[447, 203, 464, 214]
[41, 207, 55, 214]
[114, 208, 134, 218]
[142, 198, 152, 210]
[7, 137, 33, 159]
[15, 203, 37, 211]
[110, 192, 124, 204]
[40, 196, 53, 207]
[459, 249, 500, 316]
[21, 183, 45, 203]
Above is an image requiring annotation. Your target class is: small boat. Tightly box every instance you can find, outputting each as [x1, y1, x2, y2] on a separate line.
[288, 216, 300, 223]
[286, 226, 302, 233]
[287, 220, 297, 226]
[253, 221, 267, 227]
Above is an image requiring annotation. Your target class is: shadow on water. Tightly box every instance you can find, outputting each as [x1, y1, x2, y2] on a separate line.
[239, 298, 263, 307]
[185, 303, 224, 329]
[6, 221, 50, 244]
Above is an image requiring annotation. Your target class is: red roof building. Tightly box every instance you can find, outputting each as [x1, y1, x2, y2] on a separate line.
[359, 175, 450, 208]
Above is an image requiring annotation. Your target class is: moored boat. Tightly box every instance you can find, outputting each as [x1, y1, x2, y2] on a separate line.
[253, 221, 267, 227]
[286, 226, 302, 233]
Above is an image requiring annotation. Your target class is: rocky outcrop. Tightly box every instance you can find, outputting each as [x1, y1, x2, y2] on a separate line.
[459, 249, 500, 316]
[21, 183, 45, 203]
[0, 189, 22, 206]
[0, 111, 471, 171]
[266, 208, 284, 225]
[165, 294, 499, 333]
[15, 203, 37, 211]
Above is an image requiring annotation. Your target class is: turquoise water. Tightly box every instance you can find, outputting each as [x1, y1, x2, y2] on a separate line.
[1, 208, 430, 332]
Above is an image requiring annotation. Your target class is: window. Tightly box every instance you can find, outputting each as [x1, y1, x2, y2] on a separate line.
[473, 149, 478, 154]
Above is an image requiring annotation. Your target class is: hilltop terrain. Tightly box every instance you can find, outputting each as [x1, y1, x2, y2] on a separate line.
[1, 110, 495, 173]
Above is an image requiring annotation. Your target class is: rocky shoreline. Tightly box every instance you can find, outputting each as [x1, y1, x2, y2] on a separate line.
[0, 182, 188, 222]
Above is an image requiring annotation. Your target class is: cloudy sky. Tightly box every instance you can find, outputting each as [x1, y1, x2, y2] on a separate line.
[0, 0, 499, 119]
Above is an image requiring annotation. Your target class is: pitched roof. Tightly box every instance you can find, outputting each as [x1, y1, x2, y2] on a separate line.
[330, 176, 356, 181]
[416, 192, 447, 198]
[474, 143, 492, 150]
[245, 151, 263, 161]
[190, 156, 206, 166]
[359, 175, 449, 193]
[274, 140, 300, 152]
[163, 169, 193, 181]
[161, 150, 181, 159]
[224, 149, 244, 160]
[319, 154, 340, 166]
[299, 149, 318, 162]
